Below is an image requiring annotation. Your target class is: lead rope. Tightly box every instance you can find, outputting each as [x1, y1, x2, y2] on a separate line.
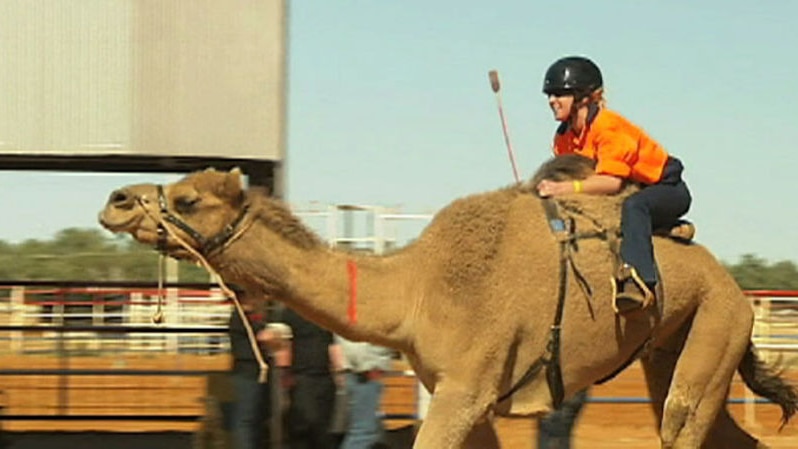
[152, 253, 166, 324]
[141, 200, 269, 383]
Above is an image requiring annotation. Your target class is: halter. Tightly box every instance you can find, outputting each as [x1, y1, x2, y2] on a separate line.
[154, 185, 250, 257]
[133, 184, 268, 383]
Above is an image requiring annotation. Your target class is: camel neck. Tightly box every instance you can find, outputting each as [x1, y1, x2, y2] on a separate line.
[213, 221, 415, 349]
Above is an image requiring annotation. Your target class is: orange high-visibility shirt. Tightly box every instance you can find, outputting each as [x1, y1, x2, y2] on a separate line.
[552, 108, 669, 184]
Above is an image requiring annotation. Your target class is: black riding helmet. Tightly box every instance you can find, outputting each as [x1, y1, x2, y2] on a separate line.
[542, 56, 603, 98]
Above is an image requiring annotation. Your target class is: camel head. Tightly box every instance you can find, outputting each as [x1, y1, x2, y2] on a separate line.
[98, 168, 248, 260]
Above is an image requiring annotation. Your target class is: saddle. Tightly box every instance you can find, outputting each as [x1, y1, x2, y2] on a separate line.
[654, 219, 695, 241]
[543, 194, 696, 315]
[527, 154, 696, 314]
[500, 199, 696, 408]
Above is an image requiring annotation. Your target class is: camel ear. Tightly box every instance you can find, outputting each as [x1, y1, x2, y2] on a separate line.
[221, 167, 244, 199]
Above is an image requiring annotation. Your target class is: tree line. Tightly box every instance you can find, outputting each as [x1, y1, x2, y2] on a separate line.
[0, 228, 210, 283]
[0, 228, 797, 290]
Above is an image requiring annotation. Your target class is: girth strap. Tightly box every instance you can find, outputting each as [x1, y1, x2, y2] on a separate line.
[497, 198, 574, 408]
[497, 196, 658, 409]
[543, 199, 569, 409]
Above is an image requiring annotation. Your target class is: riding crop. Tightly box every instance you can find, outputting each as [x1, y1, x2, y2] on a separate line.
[488, 69, 521, 183]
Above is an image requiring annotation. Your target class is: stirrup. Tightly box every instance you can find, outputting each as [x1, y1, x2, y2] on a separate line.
[611, 265, 655, 314]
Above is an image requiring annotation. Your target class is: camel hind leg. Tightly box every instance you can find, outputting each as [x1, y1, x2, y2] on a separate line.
[703, 408, 770, 449]
[655, 292, 757, 448]
[643, 340, 767, 448]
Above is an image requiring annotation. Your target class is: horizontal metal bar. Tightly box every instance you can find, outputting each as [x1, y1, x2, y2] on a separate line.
[0, 281, 220, 289]
[751, 343, 798, 350]
[380, 413, 418, 420]
[0, 414, 201, 422]
[587, 397, 774, 404]
[746, 290, 798, 298]
[0, 369, 227, 376]
[0, 325, 227, 333]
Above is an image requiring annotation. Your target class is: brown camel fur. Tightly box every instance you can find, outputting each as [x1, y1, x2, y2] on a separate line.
[98, 156, 797, 449]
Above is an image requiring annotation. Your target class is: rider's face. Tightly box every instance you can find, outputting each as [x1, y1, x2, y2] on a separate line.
[547, 91, 575, 122]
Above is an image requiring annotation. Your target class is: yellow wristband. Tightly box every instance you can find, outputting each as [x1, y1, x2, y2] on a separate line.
[573, 180, 583, 193]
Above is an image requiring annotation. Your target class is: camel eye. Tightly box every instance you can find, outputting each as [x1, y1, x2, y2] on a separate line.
[174, 196, 200, 214]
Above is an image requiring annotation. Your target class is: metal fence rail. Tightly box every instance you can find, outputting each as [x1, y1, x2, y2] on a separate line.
[1, 284, 797, 430]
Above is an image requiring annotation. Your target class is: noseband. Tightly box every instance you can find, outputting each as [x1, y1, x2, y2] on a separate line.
[150, 184, 250, 256]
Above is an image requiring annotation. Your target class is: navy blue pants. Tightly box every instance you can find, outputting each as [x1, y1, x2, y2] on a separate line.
[537, 389, 589, 449]
[231, 372, 271, 449]
[340, 372, 384, 449]
[620, 157, 692, 284]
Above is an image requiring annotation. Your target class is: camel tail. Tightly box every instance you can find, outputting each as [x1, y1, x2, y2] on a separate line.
[737, 341, 798, 428]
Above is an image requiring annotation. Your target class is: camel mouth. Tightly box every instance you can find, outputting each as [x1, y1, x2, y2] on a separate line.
[98, 212, 140, 233]
[99, 211, 200, 262]
[162, 246, 196, 261]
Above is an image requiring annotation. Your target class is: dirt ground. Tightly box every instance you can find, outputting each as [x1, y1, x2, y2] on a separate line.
[2, 354, 797, 447]
[492, 362, 798, 449]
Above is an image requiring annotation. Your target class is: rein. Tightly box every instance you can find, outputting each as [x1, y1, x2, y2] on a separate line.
[497, 197, 605, 408]
[497, 195, 658, 408]
[135, 185, 269, 383]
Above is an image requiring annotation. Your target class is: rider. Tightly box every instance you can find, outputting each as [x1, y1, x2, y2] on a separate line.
[535, 56, 692, 313]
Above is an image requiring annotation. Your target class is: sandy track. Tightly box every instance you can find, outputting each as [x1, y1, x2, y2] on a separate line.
[1, 355, 796, 447]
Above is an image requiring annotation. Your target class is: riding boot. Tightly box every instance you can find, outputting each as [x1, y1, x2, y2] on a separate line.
[611, 264, 655, 314]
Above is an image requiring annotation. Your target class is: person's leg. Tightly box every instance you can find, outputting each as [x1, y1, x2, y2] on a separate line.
[232, 373, 267, 449]
[341, 373, 384, 449]
[536, 389, 588, 449]
[615, 176, 691, 314]
[620, 180, 691, 284]
[286, 375, 314, 449]
[308, 375, 338, 449]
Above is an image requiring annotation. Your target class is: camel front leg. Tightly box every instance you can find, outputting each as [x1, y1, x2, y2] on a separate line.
[413, 381, 495, 449]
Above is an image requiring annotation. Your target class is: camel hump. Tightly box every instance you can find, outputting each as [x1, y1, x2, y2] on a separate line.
[529, 154, 596, 186]
[654, 219, 695, 242]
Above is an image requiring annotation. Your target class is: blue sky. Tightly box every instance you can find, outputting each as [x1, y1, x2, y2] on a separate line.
[1, 1, 797, 264]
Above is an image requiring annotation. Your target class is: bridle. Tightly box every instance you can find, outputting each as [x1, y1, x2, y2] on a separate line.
[132, 184, 268, 383]
[154, 185, 251, 257]
[132, 184, 254, 319]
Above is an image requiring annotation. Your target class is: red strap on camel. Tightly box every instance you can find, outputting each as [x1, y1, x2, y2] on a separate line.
[347, 259, 358, 325]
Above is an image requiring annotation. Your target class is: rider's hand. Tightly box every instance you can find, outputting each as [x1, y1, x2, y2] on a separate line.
[537, 180, 573, 197]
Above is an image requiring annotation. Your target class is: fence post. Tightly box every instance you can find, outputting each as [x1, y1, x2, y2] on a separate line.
[9, 287, 24, 353]
[416, 380, 430, 421]
[746, 296, 772, 427]
[166, 258, 180, 354]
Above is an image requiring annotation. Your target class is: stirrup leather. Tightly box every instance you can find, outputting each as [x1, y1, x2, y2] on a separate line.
[611, 265, 655, 314]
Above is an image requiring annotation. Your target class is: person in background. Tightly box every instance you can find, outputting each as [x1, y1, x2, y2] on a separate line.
[279, 306, 345, 449]
[336, 337, 394, 449]
[228, 286, 288, 449]
[536, 389, 589, 449]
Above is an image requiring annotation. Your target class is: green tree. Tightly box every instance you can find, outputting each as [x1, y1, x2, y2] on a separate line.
[725, 254, 798, 290]
[0, 228, 211, 282]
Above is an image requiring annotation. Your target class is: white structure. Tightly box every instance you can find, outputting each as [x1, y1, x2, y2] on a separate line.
[294, 203, 433, 255]
[0, 0, 287, 162]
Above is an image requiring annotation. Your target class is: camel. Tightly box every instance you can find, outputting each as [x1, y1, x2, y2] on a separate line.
[98, 156, 798, 449]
